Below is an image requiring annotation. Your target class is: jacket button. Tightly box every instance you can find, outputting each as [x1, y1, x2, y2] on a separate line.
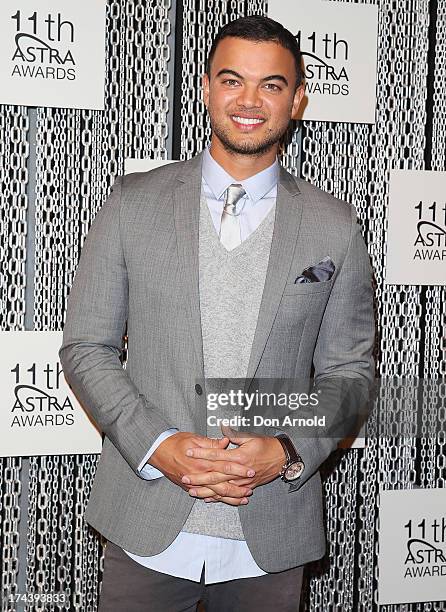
[195, 384, 203, 395]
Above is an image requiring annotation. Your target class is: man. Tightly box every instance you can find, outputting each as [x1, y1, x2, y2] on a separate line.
[60, 15, 375, 612]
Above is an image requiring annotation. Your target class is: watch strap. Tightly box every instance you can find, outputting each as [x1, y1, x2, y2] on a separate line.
[275, 432, 301, 464]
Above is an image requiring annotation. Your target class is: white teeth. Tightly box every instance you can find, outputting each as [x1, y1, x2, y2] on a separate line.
[232, 116, 264, 125]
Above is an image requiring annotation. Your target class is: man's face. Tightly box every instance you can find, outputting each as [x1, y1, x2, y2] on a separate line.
[203, 37, 304, 157]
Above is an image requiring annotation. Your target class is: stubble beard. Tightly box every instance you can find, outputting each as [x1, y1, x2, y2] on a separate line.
[209, 111, 289, 158]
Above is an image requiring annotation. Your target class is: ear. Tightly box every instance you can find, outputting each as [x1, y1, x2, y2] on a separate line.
[290, 84, 305, 121]
[202, 72, 210, 109]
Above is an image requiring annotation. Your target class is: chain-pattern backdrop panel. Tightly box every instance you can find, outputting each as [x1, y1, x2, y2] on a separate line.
[1, 0, 445, 610]
[0, 458, 22, 612]
[429, 1, 446, 499]
[302, 1, 431, 610]
[0, 103, 28, 610]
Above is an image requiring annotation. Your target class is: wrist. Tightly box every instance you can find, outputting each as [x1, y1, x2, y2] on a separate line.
[149, 439, 170, 469]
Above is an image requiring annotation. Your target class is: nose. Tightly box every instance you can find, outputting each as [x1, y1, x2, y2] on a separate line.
[236, 84, 262, 109]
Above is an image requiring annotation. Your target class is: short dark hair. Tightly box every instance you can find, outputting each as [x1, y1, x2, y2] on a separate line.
[206, 15, 303, 90]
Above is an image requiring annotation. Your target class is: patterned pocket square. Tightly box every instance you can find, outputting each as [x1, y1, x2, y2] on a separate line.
[294, 256, 335, 284]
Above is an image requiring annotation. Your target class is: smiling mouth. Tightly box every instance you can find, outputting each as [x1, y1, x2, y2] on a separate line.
[231, 115, 266, 129]
[231, 115, 266, 126]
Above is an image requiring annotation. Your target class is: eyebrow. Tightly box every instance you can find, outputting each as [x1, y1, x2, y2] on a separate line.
[215, 69, 289, 87]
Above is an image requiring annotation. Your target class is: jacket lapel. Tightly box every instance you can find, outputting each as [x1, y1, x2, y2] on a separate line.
[172, 152, 206, 374]
[172, 152, 303, 390]
[244, 166, 302, 391]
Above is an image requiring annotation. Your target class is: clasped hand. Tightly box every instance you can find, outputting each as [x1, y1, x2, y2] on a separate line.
[149, 425, 286, 506]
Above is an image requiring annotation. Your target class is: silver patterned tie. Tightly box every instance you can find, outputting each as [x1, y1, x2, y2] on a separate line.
[219, 183, 246, 251]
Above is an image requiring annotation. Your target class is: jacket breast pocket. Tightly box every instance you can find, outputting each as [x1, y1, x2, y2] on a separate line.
[282, 278, 334, 297]
[262, 287, 333, 377]
[278, 281, 333, 331]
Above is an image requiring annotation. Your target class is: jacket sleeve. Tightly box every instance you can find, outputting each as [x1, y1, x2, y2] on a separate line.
[265, 203, 375, 493]
[59, 176, 177, 476]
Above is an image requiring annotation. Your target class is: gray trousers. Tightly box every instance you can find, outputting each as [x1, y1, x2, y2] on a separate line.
[98, 541, 304, 612]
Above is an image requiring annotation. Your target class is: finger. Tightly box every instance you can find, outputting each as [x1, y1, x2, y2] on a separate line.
[220, 424, 254, 444]
[182, 460, 254, 483]
[188, 483, 253, 499]
[186, 447, 243, 462]
[213, 460, 255, 478]
[204, 496, 249, 506]
[215, 436, 230, 449]
[193, 436, 229, 449]
[182, 471, 246, 487]
[228, 477, 257, 487]
[188, 486, 220, 497]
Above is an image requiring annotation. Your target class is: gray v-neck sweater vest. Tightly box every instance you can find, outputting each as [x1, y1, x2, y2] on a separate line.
[181, 190, 276, 540]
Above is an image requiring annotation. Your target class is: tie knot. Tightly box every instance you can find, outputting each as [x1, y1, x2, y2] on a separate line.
[224, 183, 246, 213]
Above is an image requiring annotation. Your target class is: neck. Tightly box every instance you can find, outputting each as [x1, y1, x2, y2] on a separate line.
[209, 137, 277, 180]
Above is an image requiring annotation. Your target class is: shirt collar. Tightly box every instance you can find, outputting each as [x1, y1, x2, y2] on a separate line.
[202, 145, 279, 204]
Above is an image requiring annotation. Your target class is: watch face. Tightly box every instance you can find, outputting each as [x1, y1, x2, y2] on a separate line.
[285, 461, 304, 481]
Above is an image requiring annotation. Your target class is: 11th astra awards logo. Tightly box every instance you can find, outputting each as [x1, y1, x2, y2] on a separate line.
[10, 362, 75, 428]
[10, 10, 76, 81]
[413, 200, 446, 261]
[404, 517, 446, 578]
[295, 30, 350, 96]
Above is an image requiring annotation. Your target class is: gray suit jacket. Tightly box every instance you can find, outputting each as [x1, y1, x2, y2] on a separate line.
[59, 151, 375, 572]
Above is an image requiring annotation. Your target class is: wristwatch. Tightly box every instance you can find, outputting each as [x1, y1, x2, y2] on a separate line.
[275, 433, 305, 482]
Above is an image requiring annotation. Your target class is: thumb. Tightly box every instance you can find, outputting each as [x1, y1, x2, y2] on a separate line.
[194, 435, 229, 448]
[217, 436, 230, 448]
[220, 424, 255, 444]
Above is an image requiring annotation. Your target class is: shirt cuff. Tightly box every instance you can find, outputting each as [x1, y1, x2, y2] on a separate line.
[138, 428, 179, 480]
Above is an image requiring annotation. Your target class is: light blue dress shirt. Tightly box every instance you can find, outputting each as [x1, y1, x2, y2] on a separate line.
[123, 146, 280, 583]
